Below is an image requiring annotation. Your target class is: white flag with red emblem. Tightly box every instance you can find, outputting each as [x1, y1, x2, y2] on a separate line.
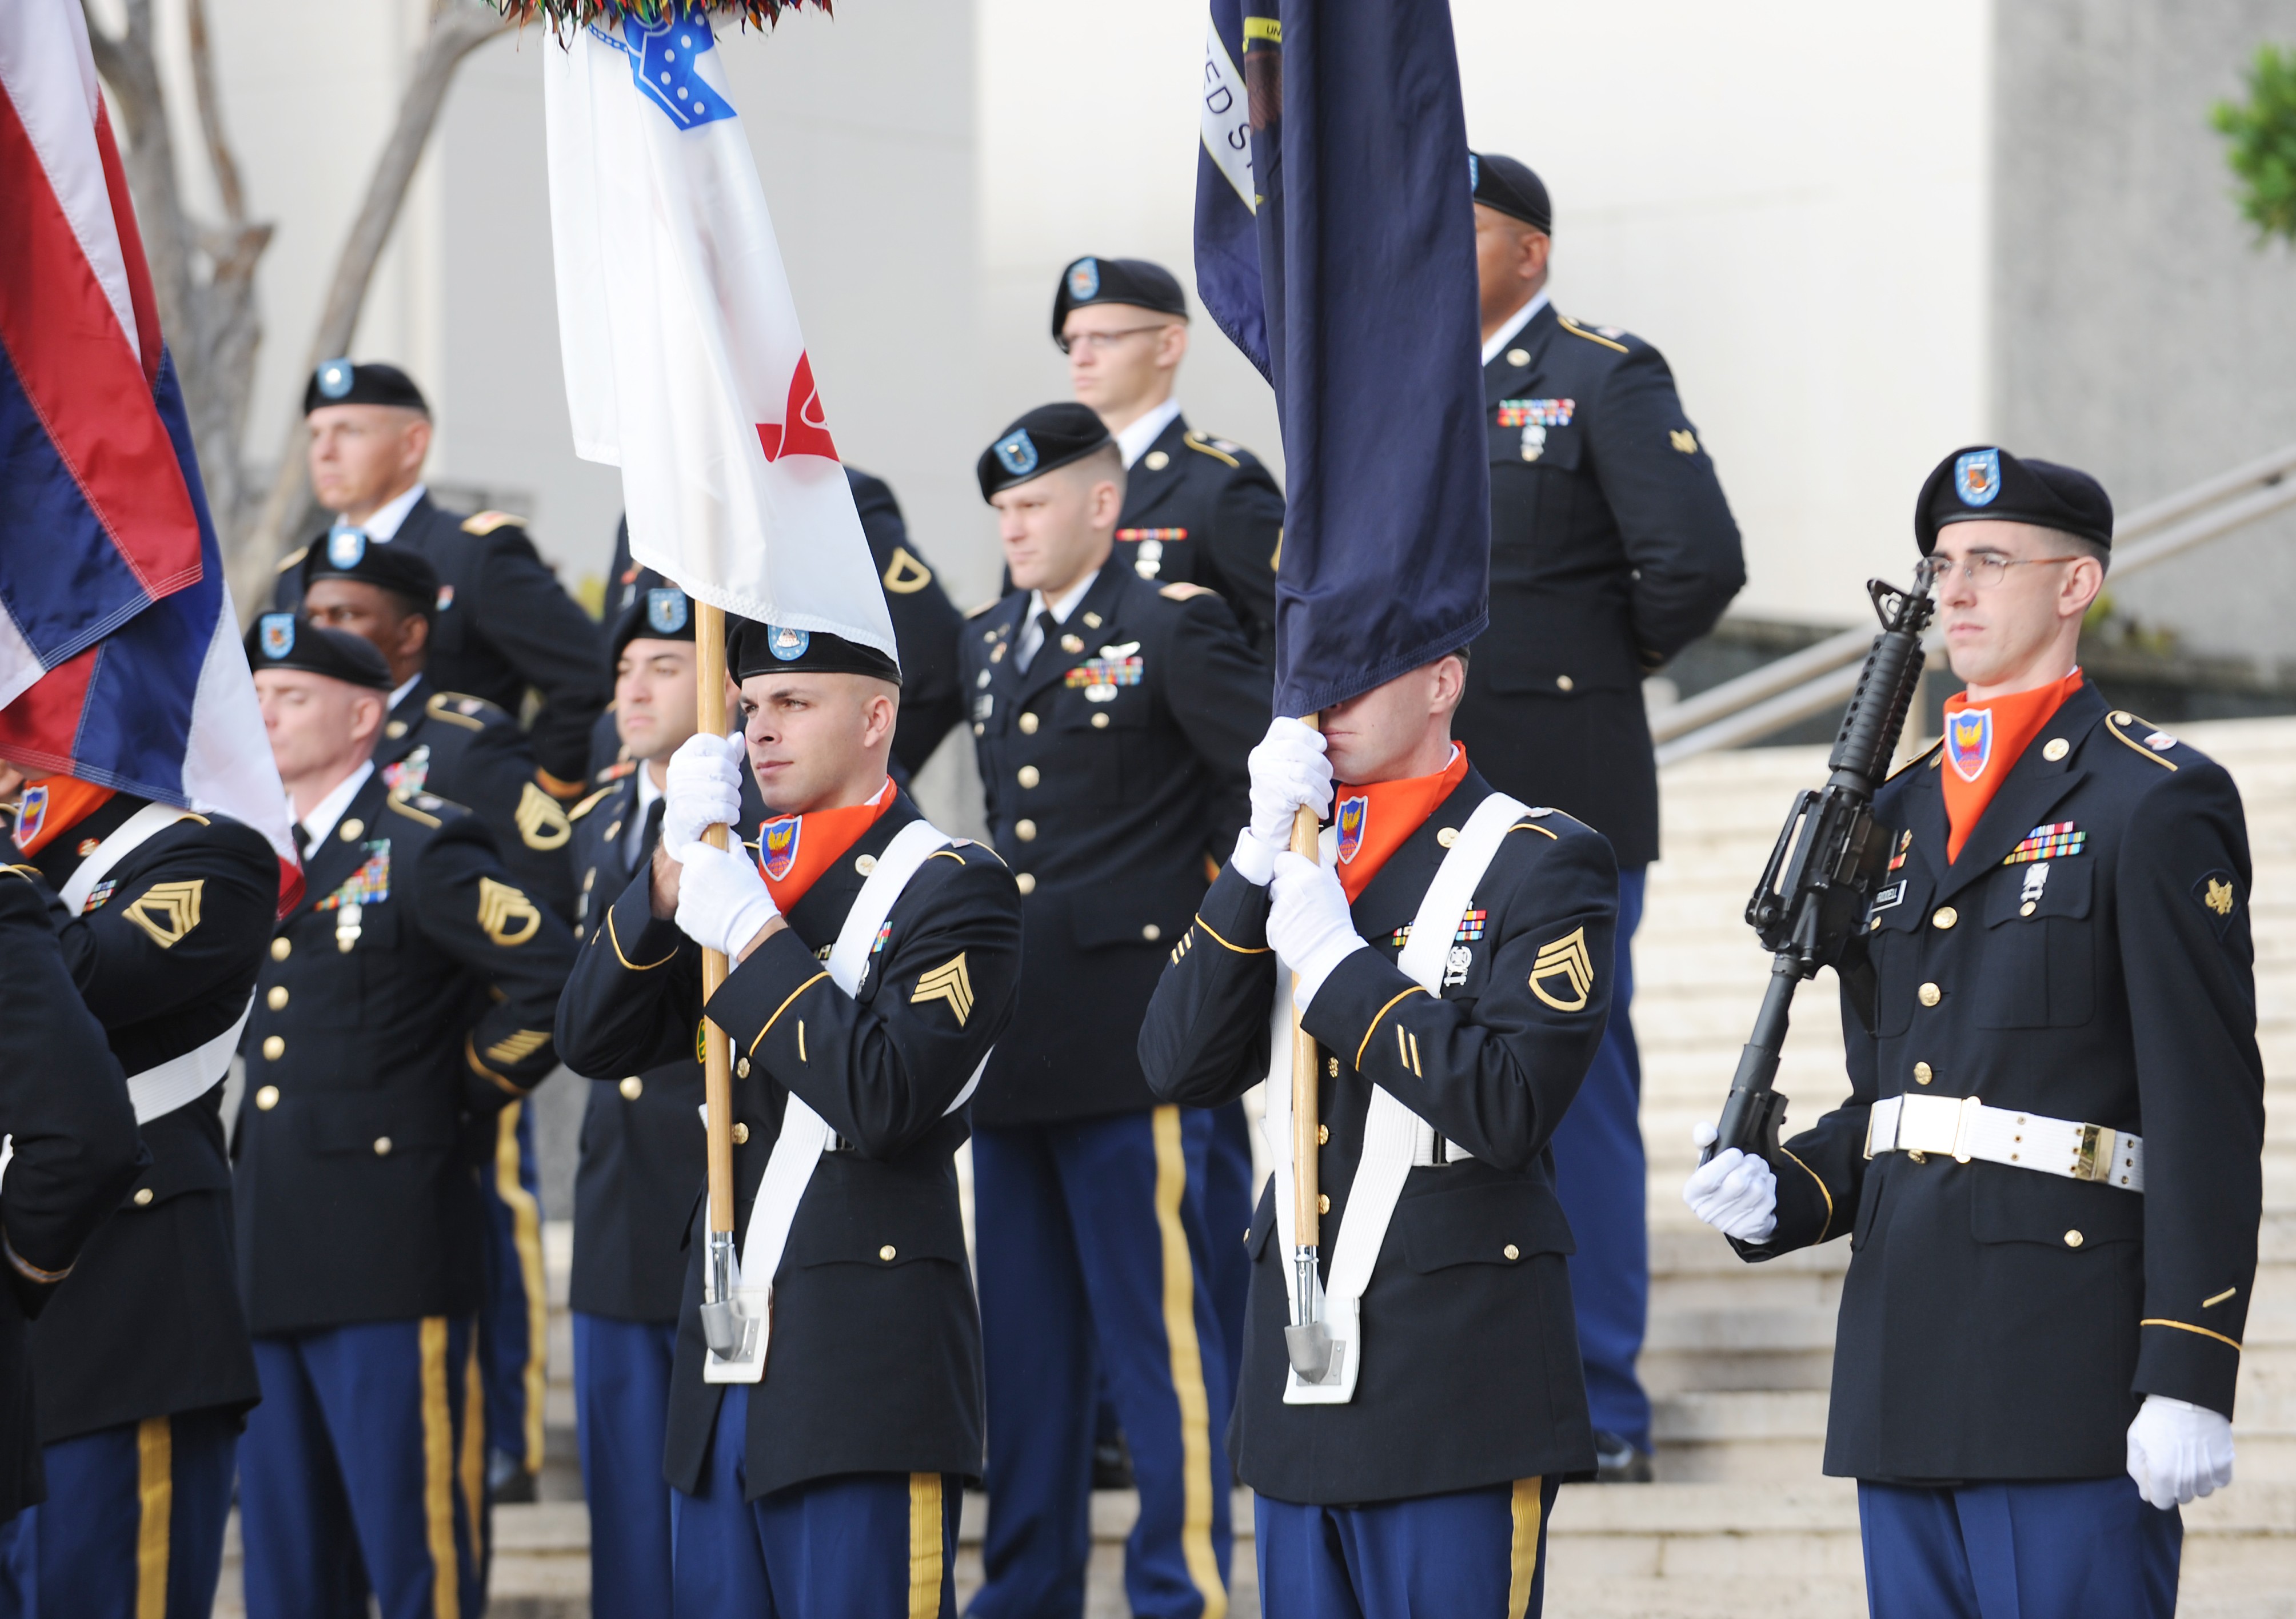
[542, 11, 895, 660]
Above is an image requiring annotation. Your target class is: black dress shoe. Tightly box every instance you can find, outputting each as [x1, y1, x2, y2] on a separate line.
[1592, 1429, 1654, 1482]
[1091, 1433, 1137, 1492]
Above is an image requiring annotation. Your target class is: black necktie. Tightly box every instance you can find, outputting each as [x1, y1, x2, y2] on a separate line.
[292, 822, 312, 858]
[1023, 608, 1059, 673]
[633, 796, 666, 867]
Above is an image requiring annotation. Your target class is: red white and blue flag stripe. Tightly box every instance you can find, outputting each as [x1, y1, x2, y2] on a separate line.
[0, 0, 301, 910]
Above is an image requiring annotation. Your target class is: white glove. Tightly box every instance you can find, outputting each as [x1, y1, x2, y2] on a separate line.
[1683, 1122, 1778, 1242]
[1232, 718, 1333, 887]
[670, 836, 782, 960]
[663, 731, 745, 856]
[2127, 1394, 2235, 1510]
[1267, 851, 1366, 1007]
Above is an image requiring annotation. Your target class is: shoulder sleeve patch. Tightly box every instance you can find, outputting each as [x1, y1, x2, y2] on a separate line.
[1557, 314, 1630, 354]
[881, 546, 933, 595]
[1160, 581, 1219, 602]
[275, 545, 309, 575]
[1182, 430, 1241, 469]
[569, 785, 617, 822]
[461, 510, 528, 536]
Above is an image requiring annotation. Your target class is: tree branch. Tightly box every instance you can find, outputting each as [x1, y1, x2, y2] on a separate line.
[183, 0, 246, 225]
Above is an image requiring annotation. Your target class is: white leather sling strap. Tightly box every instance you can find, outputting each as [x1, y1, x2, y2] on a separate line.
[1263, 790, 1528, 1404]
[1866, 1092, 2144, 1192]
[57, 802, 251, 1124]
[722, 817, 986, 1377]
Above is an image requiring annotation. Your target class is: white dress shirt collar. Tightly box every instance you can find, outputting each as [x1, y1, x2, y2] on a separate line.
[1480, 291, 1551, 368]
[625, 763, 664, 867]
[343, 482, 428, 543]
[297, 761, 375, 858]
[1115, 398, 1184, 469]
[387, 674, 422, 716]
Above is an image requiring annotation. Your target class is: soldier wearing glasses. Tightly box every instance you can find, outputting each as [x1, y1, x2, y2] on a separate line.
[1685, 447, 2263, 1619]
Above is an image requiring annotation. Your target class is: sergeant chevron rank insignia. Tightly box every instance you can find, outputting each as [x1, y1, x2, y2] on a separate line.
[516, 782, 573, 851]
[1529, 926, 1595, 1011]
[911, 954, 975, 1026]
[478, 878, 542, 946]
[121, 880, 203, 948]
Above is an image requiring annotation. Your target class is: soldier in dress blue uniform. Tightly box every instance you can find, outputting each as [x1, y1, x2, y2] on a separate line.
[591, 465, 967, 787]
[961, 405, 1267, 1619]
[235, 621, 576, 1619]
[0, 756, 280, 1617]
[274, 360, 610, 799]
[1138, 656, 1620, 1617]
[1455, 153, 1747, 1479]
[0, 874, 146, 1552]
[1685, 449, 2265, 1619]
[296, 533, 568, 1505]
[1057, 255, 1287, 1433]
[558, 576, 708, 1618]
[552, 616, 1021, 1618]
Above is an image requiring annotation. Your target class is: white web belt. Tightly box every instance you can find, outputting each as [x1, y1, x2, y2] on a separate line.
[1865, 1092, 2144, 1192]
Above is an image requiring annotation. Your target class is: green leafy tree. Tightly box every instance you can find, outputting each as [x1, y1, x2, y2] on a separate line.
[2213, 43, 2296, 244]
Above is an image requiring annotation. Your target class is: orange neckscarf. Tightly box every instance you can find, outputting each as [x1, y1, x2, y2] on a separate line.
[11, 776, 117, 859]
[755, 777, 896, 911]
[1939, 669, 2085, 863]
[1331, 744, 1470, 901]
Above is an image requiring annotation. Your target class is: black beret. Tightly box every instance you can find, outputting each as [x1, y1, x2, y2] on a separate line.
[304, 358, 429, 416]
[1052, 256, 1189, 344]
[1471, 151, 1552, 234]
[1915, 446, 2114, 554]
[977, 403, 1115, 501]
[246, 615, 393, 691]
[302, 527, 441, 612]
[728, 620, 901, 687]
[610, 570, 698, 665]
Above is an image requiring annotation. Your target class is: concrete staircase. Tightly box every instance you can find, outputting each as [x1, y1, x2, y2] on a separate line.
[213, 716, 2296, 1616]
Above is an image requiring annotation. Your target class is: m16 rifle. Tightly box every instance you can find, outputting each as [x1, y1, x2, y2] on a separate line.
[1704, 557, 1940, 1164]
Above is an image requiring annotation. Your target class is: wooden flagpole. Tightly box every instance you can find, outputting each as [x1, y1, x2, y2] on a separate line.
[693, 603, 738, 1289]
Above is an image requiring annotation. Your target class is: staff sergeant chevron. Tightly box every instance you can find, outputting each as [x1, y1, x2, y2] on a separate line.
[911, 954, 975, 1027]
[1529, 926, 1595, 1012]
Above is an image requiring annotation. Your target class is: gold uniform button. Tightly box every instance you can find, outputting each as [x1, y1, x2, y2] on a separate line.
[2112, 711, 2133, 726]
[1555, 675, 1575, 692]
[1142, 924, 1162, 942]
[973, 723, 984, 737]
[1317, 1194, 1332, 1216]
[879, 1245, 897, 1261]
[1060, 633, 1085, 654]
[1913, 1062, 1934, 1084]
[2064, 1229, 2085, 1249]
[1506, 347, 1531, 366]
[1932, 907, 1957, 930]
[574, 923, 585, 940]
[1015, 873, 1037, 896]
[271, 937, 292, 962]
[1016, 819, 1038, 842]
[340, 819, 364, 842]
[736, 1058, 751, 1079]
[1918, 982, 1942, 1008]
[386, 720, 408, 739]
[1144, 450, 1170, 471]
[2043, 737, 2070, 762]
[1436, 828, 1459, 848]
[133, 1187, 154, 1207]
[261, 1035, 285, 1061]
[1317, 1124, 1330, 1145]
[620, 1076, 644, 1100]
[373, 1136, 392, 1156]
[1018, 766, 1041, 789]
[267, 986, 290, 1011]
[1019, 712, 1041, 735]
[254, 1086, 279, 1111]
[855, 854, 878, 876]
[1503, 1243, 1520, 1261]
[1091, 712, 1109, 729]
[733, 1123, 750, 1145]
[2021, 901, 2037, 918]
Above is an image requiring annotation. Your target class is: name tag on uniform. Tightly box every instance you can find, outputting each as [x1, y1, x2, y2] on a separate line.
[1866, 880, 1907, 926]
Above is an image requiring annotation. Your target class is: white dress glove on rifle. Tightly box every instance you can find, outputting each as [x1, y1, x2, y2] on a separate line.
[671, 838, 782, 961]
[1267, 851, 1366, 1007]
[1231, 717, 1335, 887]
[1682, 1121, 1778, 1242]
[2126, 1394, 2235, 1510]
[663, 731, 745, 854]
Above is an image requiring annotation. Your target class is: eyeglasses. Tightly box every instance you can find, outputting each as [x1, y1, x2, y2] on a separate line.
[1057, 324, 1169, 356]
[1931, 552, 2086, 590]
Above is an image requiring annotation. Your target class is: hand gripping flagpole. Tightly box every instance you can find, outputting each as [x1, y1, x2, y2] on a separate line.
[1284, 721, 1335, 1381]
[691, 603, 757, 1368]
